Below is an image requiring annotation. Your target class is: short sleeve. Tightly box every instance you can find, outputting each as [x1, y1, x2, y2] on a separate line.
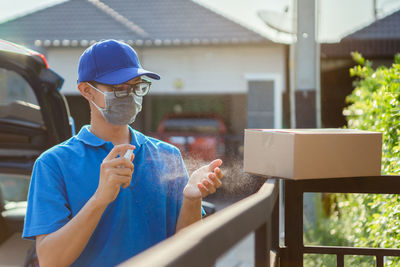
[22, 157, 71, 240]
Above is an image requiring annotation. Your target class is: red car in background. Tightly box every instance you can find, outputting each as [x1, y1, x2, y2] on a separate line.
[156, 114, 227, 162]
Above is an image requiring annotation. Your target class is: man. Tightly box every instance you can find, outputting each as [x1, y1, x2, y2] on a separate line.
[22, 39, 223, 267]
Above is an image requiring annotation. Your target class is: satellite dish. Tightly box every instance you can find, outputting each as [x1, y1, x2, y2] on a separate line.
[257, 10, 296, 34]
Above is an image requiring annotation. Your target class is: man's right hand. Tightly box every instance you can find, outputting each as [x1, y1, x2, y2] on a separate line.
[94, 144, 135, 206]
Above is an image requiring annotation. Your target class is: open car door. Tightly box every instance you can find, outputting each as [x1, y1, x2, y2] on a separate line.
[0, 39, 73, 266]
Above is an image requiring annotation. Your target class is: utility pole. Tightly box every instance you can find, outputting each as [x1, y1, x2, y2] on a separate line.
[294, 0, 320, 128]
[293, 0, 321, 234]
[258, 0, 321, 128]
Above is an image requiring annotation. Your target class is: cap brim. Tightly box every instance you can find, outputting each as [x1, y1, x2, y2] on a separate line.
[94, 67, 160, 85]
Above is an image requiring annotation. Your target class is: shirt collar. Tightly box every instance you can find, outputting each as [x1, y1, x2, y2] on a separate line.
[76, 125, 148, 148]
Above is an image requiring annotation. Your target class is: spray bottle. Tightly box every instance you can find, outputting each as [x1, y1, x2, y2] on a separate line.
[120, 149, 134, 189]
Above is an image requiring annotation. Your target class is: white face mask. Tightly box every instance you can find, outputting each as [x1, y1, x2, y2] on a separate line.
[88, 83, 143, 125]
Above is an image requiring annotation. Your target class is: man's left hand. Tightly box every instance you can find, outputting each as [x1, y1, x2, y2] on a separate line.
[183, 159, 224, 199]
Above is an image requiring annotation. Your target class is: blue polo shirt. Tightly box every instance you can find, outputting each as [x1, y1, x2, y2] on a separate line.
[22, 125, 193, 266]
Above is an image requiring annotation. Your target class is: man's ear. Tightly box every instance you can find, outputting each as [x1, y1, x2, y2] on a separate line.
[78, 82, 93, 101]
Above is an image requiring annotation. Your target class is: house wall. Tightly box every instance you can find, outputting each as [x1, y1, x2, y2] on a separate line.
[46, 44, 286, 95]
[141, 44, 286, 94]
[47, 47, 85, 95]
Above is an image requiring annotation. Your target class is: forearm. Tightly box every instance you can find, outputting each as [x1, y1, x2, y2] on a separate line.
[37, 196, 108, 267]
[175, 197, 202, 232]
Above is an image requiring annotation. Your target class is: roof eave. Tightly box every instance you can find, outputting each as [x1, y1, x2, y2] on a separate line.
[33, 38, 273, 48]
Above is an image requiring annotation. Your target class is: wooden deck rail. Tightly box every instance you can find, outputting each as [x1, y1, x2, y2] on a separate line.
[119, 179, 279, 267]
[120, 175, 400, 267]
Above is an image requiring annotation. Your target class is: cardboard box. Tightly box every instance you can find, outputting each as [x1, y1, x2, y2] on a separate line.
[244, 129, 382, 180]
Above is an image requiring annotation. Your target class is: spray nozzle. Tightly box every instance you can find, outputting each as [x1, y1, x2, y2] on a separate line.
[124, 149, 134, 162]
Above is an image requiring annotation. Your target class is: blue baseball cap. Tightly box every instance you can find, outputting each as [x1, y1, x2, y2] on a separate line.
[77, 39, 160, 84]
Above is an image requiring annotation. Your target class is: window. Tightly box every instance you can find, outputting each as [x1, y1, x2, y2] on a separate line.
[0, 174, 29, 211]
[0, 68, 43, 126]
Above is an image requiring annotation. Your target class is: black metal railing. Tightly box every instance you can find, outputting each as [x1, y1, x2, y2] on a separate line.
[281, 175, 400, 267]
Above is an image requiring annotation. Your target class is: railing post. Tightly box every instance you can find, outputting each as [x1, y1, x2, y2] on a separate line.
[337, 253, 344, 267]
[281, 180, 303, 267]
[255, 222, 268, 267]
[271, 179, 280, 251]
[376, 255, 383, 267]
[255, 178, 279, 267]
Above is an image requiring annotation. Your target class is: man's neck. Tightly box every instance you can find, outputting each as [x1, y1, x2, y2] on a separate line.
[89, 111, 131, 145]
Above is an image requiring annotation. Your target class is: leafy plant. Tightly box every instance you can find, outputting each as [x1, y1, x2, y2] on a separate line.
[304, 52, 400, 266]
[346, 52, 400, 174]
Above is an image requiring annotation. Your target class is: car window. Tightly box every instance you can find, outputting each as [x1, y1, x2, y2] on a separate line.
[163, 118, 220, 133]
[0, 174, 29, 211]
[0, 68, 43, 127]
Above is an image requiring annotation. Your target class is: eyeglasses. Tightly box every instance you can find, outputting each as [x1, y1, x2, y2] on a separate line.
[91, 80, 151, 98]
[111, 80, 151, 97]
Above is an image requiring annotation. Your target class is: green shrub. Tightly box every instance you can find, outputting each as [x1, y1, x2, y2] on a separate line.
[346, 52, 400, 174]
[304, 53, 400, 266]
